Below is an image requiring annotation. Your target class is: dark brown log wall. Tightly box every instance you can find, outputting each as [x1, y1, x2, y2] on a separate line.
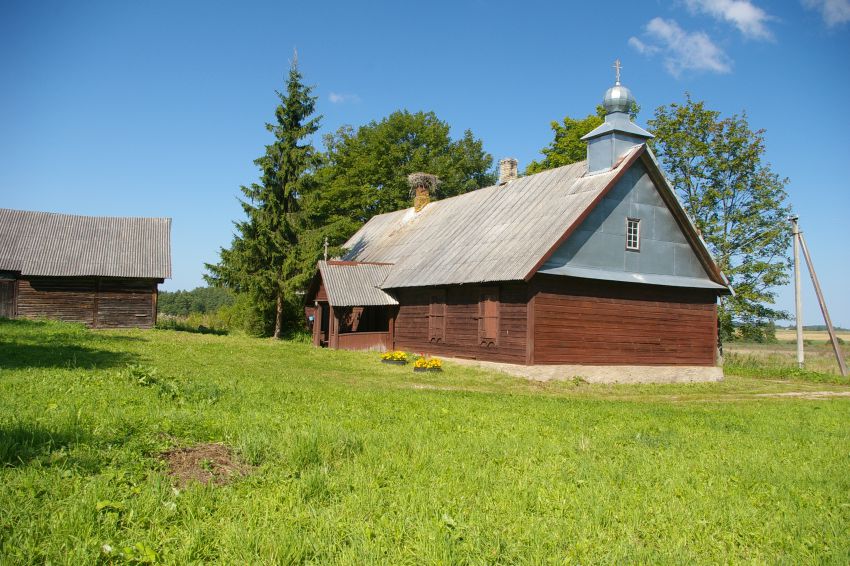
[15, 277, 158, 329]
[97, 279, 158, 329]
[337, 331, 390, 351]
[0, 280, 17, 318]
[393, 283, 527, 363]
[531, 275, 717, 366]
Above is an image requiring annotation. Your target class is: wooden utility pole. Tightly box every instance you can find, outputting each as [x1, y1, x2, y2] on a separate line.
[794, 219, 847, 377]
[791, 217, 804, 369]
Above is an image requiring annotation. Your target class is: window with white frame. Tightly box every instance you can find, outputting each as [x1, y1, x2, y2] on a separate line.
[626, 218, 640, 251]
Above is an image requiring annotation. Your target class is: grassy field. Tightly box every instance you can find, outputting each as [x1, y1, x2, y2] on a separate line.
[775, 329, 850, 342]
[1, 319, 849, 564]
[725, 334, 849, 380]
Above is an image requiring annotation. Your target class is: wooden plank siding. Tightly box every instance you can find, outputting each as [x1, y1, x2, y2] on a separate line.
[393, 283, 528, 363]
[531, 275, 717, 366]
[337, 331, 390, 351]
[97, 279, 158, 328]
[0, 280, 17, 318]
[15, 276, 158, 329]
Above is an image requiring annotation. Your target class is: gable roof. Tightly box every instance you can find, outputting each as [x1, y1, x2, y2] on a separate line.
[343, 146, 642, 288]
[0, 208, 172, 279]
[341, 144, 729, 292]
[311, 261, 398, 307]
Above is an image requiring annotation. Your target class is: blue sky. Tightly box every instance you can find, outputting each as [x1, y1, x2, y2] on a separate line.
[1, 0, 848, 326]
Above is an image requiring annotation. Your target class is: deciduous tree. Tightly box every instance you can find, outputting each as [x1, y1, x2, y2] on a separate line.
[525, 105, 637, 174]
[299, 110, 495, 259]
[525, 113, 602, 174]
[648, 95, 792, 339]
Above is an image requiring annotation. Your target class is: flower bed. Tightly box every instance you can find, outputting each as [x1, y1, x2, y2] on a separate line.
[381, 351, 409, 365]
[413, 356, 442, 372]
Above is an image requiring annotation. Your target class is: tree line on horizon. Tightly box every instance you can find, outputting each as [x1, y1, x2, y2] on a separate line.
[203, 60, 791, 341]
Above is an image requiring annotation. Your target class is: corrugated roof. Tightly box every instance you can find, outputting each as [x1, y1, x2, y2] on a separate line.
[0, 208, 172, 278]
[318, 261, 398, 307]
[343, 146, 642, 289]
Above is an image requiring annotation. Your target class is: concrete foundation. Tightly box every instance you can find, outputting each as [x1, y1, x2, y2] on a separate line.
[444, 358, 724, 384]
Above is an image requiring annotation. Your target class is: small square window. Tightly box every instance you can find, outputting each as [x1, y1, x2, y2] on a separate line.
[626, 218, 640, 251]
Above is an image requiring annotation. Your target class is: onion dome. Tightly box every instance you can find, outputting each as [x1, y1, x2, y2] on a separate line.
[603, 84, 635, 114]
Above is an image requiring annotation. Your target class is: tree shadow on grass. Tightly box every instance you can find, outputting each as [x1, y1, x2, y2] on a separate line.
[155, 322, 228, 336]
[0, 421, 86, 467]
[0, 341, 139, 369]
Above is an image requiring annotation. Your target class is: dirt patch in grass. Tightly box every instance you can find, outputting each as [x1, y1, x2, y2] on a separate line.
[754, 390, 850, 399]
[161, 443, 248, 487]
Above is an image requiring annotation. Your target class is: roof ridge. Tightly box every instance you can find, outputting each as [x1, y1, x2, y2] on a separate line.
[0, 208, 172, 222]
[348, 159, 590, 222]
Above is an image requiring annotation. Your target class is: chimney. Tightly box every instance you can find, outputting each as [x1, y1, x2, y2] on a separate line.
[407, 172, 440, 212]
[581, 60, 653, 174]
[499, 158, 518, 184]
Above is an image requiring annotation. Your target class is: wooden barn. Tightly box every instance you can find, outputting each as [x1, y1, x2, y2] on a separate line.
[0, 208, 171, 328]
[305, 78, 732, 369]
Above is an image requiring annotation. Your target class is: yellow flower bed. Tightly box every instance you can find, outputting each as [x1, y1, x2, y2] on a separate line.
[413, 356, 442, 369]
[381, 350, 408, 362]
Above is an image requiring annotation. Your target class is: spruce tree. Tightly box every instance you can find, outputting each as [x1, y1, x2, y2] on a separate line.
[206, 58, 321, 337]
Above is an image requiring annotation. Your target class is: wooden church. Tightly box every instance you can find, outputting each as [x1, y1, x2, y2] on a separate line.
[305, 75, 731, 369]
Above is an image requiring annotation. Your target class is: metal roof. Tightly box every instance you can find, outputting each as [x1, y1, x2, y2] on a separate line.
[317, 261, 398, 307]
[537, 264, 728, 290]
[581, 118, 653, 141]
[0, 208, 172, 278]
[343, 146, 644, 289]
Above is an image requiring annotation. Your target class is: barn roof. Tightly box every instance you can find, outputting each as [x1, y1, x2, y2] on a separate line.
[315, 261, 398, 307]
[341, 145, 729, 291]
[0, 208, 172, 279]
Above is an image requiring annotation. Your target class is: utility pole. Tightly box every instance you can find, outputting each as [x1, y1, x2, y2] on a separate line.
[791, 217, 804, 369]
[794, 218, 847, 377]
[323, 237, 329, 261]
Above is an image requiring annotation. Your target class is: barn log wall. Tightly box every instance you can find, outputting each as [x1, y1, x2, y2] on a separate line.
[393, 283, 527, 363]
[17, 278, 97, 324]
[96, 279, 158, 329]
[531, 274, 717, 366]
[15, 277, 158, 329]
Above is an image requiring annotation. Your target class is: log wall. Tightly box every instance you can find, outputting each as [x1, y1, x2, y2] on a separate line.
[337, 331, 390, 351]
[393, 283, 528, 363]
[531, 275, 717, 365]
[0, 280, 17, 318]
[15, 277, 158, 329]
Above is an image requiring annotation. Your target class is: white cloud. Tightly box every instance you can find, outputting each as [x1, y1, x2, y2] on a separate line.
[628, 36, 660, 55]
[803, 0, 850, 26]
[629, 18, 732, 77]
[328, 92, 360, 104]
[685, 0, 773, 39]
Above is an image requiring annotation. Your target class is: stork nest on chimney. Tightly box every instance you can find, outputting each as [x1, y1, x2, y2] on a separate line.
[407, 172, 440, 197]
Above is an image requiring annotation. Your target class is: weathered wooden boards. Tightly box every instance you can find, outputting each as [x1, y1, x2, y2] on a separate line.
[15, 277, 158, 329]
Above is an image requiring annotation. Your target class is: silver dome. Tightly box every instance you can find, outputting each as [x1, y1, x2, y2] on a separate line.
[603, 84, 635, 114]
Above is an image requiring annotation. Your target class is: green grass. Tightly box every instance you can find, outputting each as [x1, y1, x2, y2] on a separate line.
[1, 319, 849, 564]
[725, 339, 849, 380]
[724, 352, 849, 384]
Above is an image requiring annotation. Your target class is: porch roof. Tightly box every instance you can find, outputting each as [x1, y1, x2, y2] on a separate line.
[315, 260, 398, 307]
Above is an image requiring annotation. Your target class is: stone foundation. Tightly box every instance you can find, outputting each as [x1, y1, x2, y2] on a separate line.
[444, 357, 724, 384]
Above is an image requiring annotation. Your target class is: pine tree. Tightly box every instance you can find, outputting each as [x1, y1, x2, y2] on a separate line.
[206, 58, 321, 337]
